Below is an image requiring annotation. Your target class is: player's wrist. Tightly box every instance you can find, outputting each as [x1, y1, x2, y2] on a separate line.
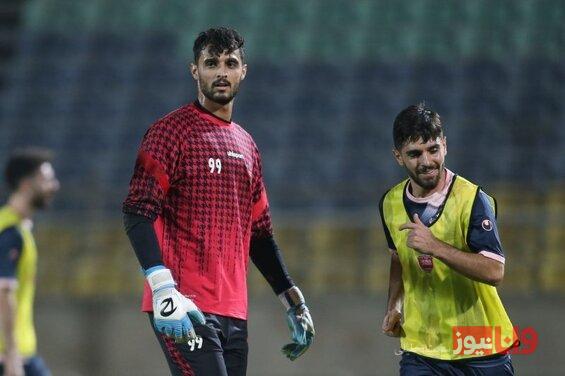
[144, 264, 166, 276]
[279, 286, 315, 361]
[387, 303, 402, 314]
[429, 239, 450, 258]
[145, 265, 176, 292]
[278, 286, 306, 311]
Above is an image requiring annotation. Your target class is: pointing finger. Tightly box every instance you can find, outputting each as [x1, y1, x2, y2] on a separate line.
[413, 213, 424, 225]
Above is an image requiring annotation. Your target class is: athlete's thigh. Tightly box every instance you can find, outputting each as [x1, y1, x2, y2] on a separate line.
[150, 314, 228, 376]
[222, 318, 248, 376]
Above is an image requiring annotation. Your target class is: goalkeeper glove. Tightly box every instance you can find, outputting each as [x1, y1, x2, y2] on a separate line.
[279, 286, 315, 360]
[145, 266, 206, 342]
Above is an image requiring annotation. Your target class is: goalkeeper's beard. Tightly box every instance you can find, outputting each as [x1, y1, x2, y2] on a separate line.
[200, 80, 240, 106]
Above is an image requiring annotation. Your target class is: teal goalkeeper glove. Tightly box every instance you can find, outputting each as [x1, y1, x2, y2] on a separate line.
[279, 286, 315, 360]
[145, 266, 206, 342]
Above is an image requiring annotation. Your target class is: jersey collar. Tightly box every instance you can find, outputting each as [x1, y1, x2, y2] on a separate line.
[405, 168, 454, 207]
[190, 101, 233, 127]
[402, 170, 458, 227]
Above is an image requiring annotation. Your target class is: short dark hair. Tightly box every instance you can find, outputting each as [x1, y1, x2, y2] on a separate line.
[193, 27, 245, 63]
[4, 148, 53, 192]
[393, 102, 443, 150]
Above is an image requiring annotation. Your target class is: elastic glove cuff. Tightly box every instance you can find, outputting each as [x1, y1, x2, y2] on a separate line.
[146, 266, 175, 292]
[278, 286, 305, 310]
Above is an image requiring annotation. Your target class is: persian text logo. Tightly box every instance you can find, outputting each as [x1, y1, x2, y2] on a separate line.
[452, 326, 538, 356]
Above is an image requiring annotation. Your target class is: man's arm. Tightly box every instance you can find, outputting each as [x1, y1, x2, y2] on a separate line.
[382, 250, 403, 337]
[122, 119, 205, 341]
[123, 214, 205, 342]
[249, 236, 293, 294]
[249, 144, 314, 360]
[250, 235, 315, 361]
[123, 213, 163, 271]
[0, 227, 24, 376]
[0, 286, 23, 376]
[379, 193, 404, 336]
[432, 241, 503, 286]
[400, 214, 504, 286]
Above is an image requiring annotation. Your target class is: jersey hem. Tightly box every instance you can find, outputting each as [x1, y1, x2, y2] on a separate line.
[141, 306, 247, 321]
[401, 347, 513, 362]
[401, 346, 514, 361]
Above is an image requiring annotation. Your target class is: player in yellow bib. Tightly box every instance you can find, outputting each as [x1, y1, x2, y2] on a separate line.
[379, 104, 516, 375]
[0, 149, 59, 376]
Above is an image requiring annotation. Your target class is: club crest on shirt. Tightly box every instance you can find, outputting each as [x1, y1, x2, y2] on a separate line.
[418, 255, 434, 272]
[227, 151, 244, 160]
[481, 219, 493, 231]
[418, 255, 434, 273]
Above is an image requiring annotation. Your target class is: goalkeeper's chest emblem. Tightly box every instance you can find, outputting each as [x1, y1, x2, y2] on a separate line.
[160, 298, 178, 317]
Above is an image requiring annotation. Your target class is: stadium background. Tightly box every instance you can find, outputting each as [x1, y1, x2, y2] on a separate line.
[0, 0, 564, 374]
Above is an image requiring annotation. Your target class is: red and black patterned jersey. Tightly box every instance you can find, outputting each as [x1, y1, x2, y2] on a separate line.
[123, 102, 272, 319]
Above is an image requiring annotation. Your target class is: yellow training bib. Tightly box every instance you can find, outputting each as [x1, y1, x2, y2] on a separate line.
[381, 176, 516, 360]
[0, 206, 37, 357]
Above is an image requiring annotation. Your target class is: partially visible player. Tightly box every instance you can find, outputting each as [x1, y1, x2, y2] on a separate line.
[0, 148, 59, 376]
[123, 27, 314, 375]
[379, 104, 516, 375]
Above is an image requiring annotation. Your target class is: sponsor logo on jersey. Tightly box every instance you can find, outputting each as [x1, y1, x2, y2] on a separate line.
[227, 151, 244, 159]
[481, 219, 493, 231]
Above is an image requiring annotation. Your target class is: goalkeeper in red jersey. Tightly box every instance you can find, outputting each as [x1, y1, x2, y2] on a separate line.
[123, 27, 314, 375]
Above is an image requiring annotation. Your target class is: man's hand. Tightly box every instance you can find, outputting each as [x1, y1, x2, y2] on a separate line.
[146, 266, 206, 343]
[3, 348, 24, 376]
[279, 286, 315, 361]
[399, 214, 441, 255]
[382, 308, 402, 337]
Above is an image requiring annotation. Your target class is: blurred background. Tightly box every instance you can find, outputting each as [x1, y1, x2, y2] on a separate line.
[0, 0, 564, 374]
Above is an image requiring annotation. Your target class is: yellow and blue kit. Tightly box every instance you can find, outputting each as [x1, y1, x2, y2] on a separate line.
[379, 171, 516, 362]
[0, 206, 38, 358]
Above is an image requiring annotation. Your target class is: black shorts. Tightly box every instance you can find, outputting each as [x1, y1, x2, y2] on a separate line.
[149, 313, 248, 376]
[400, 351, 514, 376]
